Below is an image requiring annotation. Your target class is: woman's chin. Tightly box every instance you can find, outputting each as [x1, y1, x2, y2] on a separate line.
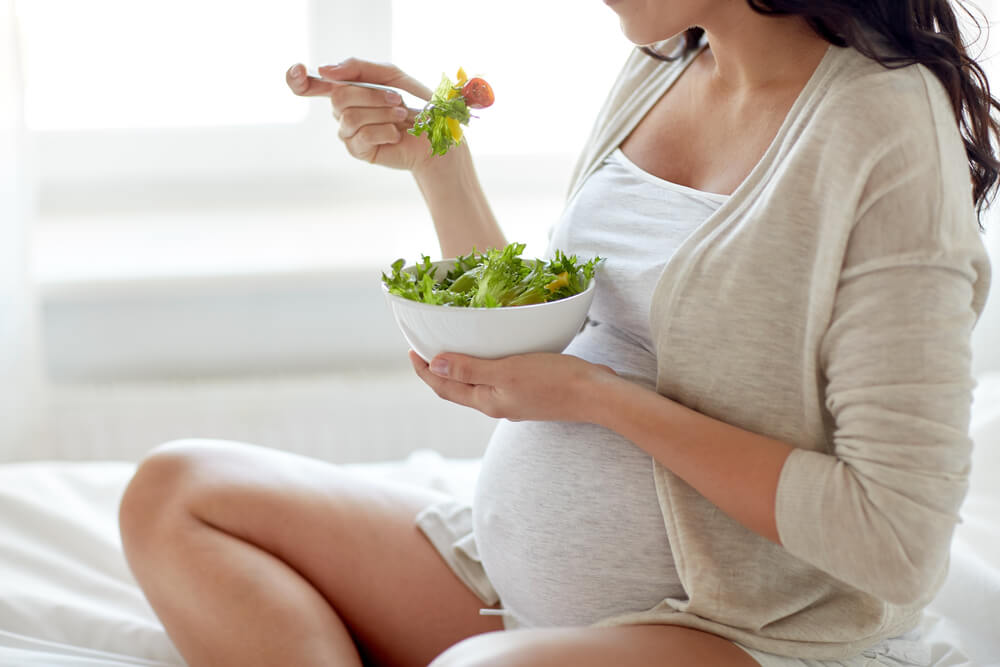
[615, 17, 687, 47]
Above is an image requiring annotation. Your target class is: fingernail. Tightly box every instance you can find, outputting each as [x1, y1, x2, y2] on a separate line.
[320, 63, 342, 71]
[386, 91, 402, 104]
[289, 65, 303, 79]
[392, 106, 407, 119]
[430, 358, 450, 376]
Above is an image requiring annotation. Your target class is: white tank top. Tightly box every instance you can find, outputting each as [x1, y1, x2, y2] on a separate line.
[472, 148, 729, 628]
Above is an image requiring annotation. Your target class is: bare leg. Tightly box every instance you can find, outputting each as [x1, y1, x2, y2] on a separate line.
[119, 439, 502, 667]
[430, 625, 760, 667]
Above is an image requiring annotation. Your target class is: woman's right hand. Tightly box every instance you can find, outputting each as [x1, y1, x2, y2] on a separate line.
[285, 59, 443, 173]
[288, 58, 505, 258]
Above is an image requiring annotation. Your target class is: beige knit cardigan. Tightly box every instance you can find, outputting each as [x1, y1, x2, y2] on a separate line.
[570, 37, 993, 659]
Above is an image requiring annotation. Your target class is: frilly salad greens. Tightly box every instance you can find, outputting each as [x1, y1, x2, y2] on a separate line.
[409, 67, 493, 156]
[382, 243, 603, 308]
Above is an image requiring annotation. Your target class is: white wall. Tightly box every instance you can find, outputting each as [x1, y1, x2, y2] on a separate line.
[6, 370, 497, 464]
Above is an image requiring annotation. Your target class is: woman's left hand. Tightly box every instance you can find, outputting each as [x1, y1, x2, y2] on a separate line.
[409, 351, 618, 422]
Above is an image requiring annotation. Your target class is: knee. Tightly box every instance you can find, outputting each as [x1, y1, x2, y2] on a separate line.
[429, 632, 523, 667]
[118, 438, 231, 555]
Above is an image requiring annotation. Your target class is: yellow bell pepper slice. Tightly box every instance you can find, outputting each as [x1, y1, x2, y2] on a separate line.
[447, 117, 463, 143]
[446, 67, 469, 100]
[544, 272, 570, 293]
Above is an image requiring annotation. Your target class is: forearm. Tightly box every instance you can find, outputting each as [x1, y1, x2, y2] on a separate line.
[587, 372, 794, 544]
[412, 143, 506, 258]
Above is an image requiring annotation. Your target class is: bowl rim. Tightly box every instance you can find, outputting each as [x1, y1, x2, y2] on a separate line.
[381, 257, 597, 313]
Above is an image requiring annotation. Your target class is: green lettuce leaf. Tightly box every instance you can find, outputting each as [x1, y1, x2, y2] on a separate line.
[409, 74, 473, 156]
[382, 244, 604, 308]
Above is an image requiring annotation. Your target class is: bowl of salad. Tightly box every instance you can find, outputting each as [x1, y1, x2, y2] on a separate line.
[381, 243, 602, 362]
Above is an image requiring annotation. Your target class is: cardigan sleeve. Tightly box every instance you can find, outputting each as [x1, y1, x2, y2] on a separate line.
[774, 70, 992, 606]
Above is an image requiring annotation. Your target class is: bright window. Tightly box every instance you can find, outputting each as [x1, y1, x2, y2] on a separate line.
[18, 0, 310, 130]
[391, 1, 633, 156]
[15, 0, 633, 202]
[15, 0, 392, 198]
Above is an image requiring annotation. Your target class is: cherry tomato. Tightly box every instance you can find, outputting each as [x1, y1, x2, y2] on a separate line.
[461, 77, 494, 109]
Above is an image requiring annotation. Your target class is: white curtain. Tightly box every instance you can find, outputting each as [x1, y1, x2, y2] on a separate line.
[0, 0, 45, 456]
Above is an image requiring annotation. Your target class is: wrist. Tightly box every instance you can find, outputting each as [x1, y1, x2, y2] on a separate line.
[575, 363, 628, 426]
[411, 140, 471, 182]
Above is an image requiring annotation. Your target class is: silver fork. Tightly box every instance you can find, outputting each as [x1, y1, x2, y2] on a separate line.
[305, 70, 403, 93]
[306, 69, 423, 105]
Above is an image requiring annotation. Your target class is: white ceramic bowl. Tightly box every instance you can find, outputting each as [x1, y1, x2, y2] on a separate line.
[383, 258, 596, 362]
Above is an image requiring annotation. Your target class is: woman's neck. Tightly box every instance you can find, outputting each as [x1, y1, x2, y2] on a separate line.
[697, 10, 830, 96]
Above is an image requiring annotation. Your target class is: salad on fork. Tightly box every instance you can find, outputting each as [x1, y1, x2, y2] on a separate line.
[408, 67, 495, 156]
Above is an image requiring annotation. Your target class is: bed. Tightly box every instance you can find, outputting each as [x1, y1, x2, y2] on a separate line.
[0, 376, 997, 667]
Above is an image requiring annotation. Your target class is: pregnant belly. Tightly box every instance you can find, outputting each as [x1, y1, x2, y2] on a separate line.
[471, 418, 686, 628]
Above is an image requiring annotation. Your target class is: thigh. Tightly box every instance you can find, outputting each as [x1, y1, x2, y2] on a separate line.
[429, 625, 760, 667]
[136, 438, 503, 667]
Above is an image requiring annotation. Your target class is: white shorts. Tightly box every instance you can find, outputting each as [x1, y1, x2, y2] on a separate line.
[417, 498, 932, 667]
[735, 628, 929, 667]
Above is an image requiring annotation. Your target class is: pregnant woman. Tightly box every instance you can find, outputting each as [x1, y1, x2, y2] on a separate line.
[119, 1, 995, 665]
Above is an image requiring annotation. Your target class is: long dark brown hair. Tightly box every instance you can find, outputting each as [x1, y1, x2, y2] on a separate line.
[644, 0, 1000, 230]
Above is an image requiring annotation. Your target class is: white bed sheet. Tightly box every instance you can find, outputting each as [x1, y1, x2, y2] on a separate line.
[0, 377, 997, 667]
[0, 452, 481, 667]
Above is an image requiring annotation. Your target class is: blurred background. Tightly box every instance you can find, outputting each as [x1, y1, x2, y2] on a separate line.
[2, 0, 998, 464]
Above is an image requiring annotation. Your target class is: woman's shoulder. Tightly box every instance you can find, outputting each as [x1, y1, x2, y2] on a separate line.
[799, 43, 974, 227]
[806, 47, 986, 290]
[813, 45, 960, 154]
